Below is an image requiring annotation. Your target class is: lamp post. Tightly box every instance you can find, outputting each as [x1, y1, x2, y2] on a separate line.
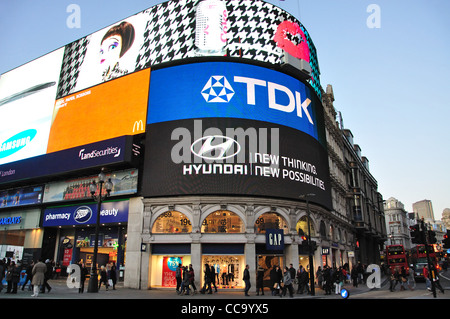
[87, 168, 113, 293]
[299, 193, 316, 296]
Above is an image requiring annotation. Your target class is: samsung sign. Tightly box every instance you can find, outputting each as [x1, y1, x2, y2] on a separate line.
[43, 200, 129, 227]
[148, 62, 323, 144]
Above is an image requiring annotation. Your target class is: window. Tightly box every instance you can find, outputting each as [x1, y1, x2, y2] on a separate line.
[152, 211, 192, 233]
[296, 216, 316, 237]
[202, 211, 244, 233]
[255, 212, 289, 234]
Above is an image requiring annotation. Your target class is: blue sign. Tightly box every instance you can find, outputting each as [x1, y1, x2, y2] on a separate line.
[43, 200, 129, 227]
[340, 288, 350, 299]
[148, 62, 319, 141]
[265, 229, 284, 251]
[167, 257, 182, 271]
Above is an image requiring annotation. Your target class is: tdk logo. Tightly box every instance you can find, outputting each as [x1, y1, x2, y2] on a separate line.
[201, 76, 235, 103]
[201, 75, 314, 125]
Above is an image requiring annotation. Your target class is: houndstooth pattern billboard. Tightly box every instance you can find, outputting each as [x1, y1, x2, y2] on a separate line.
[56, 0, 321, 99]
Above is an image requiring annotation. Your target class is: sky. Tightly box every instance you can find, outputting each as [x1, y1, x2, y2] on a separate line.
[0, 0, 448, 220]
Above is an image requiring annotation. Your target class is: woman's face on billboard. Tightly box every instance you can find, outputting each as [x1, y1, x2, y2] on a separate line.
[99, 36, 122, 70]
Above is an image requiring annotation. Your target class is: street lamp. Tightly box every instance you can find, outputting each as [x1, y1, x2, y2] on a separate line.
[87, 168, 113, 293]
[299, 193, 316, 296]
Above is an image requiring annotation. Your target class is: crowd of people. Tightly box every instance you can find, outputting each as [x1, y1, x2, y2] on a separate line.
[0, 257, 118, 297]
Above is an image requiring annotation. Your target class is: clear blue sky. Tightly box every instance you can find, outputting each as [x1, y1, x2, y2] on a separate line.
[0, 0, 449, 219]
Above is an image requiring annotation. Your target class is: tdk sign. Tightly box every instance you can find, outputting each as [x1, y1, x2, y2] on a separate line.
[148, 62, 319, 140]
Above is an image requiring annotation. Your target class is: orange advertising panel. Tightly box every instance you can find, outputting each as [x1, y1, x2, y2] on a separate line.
[47, 68, 150, 154]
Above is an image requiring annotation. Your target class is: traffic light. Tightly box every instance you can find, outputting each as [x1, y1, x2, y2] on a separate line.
[410, 224, 423, 244]
[428, 230, 437, 244]
[443, 231, 450, 249]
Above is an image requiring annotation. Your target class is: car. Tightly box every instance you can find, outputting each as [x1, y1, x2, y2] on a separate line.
[413, 263, 427, 281]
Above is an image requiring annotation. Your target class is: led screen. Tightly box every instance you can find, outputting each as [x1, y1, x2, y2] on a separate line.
[47, 68, 149, 153]
[148, 62, 325, 146]
[0, 48, 64, 165]
[56, 0, 321, 99]
[142, 118, 332, 209]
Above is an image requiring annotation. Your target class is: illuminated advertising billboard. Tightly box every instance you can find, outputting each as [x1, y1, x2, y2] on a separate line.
[56, 0, 321, 99]
[0, 48, 65, 165]
[142, 118, 332, 209]
[48, 68, 149, 153]
[148, 62, 325, 146]
[143, 61, 330, 208]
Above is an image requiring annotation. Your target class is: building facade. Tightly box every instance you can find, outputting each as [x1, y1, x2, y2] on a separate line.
[384, 197, 412, 250]
[0, 0, 386, 291]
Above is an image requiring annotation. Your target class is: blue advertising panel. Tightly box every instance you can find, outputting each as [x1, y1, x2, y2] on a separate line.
[148, 62, 320, 141]
[43, 200, 129, 227]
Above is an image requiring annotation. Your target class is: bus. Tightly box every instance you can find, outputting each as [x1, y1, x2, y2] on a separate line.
[386, 245, 409, 273]
[411, 244, 438, 280]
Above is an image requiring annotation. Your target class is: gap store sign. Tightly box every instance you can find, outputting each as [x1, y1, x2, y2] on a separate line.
[43, 200, 129, 227]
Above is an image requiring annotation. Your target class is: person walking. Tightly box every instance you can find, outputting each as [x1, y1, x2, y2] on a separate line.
[31, 258, 46, 297]
[201, 264, 212, 294]
[256, 266, 264, 296]
[176, 263, 182, 294]
[41, 259, 52, 293]
[0, 259, 5, 292]
[210, 264, 218, 293]
[22, 261, 34, 291]
[5, 261, 20, 294]
[316, 266, 323, 289]
[281, 266, 294, 298]
[322, 265, 332, 295]
[270, 265, 282, 296]
[98, 265, 109, 290]
[78, 261, 89, 293]
[188, 264, 197, 294]
[243, 264, 251, 296]
[430, 264, 445, 294]
[407, 265, 416, 291]
[351, 265, 359, 288]
[334, 267, 344, 295]
[110, 262, 117, 290]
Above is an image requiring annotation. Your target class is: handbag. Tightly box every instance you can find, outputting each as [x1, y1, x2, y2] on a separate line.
[108, 279, 113, 286]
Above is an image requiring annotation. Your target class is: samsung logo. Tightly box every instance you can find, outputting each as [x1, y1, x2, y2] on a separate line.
[0, 129, 37, 159]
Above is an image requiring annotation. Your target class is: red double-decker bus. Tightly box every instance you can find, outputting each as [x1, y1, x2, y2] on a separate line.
[386, 245, 409, 272]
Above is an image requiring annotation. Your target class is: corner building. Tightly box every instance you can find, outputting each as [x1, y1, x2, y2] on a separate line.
[0, 0, 384, 291]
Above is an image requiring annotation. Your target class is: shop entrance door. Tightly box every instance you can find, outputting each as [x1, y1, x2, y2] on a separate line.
[257, 255, 284, 288]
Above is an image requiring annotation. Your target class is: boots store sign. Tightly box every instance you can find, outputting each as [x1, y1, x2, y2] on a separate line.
[43, 200, 129, 227]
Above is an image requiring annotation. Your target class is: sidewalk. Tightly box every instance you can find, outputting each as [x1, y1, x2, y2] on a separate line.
[1, 276, 380, 300]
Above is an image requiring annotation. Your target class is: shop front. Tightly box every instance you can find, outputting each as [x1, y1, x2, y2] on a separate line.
[0, 208, 42, 264]
[42, 199, 129, 278]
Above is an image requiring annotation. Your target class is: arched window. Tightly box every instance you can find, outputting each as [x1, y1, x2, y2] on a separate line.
[151, 211, 192, 233]
[201, 211, 244, 233]
[255, 212, 289, 234]
[296, 216, 316, 237]
[320, 221, 327, 238]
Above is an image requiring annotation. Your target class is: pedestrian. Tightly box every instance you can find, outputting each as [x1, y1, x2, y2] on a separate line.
[334, 266, 343, 295]
[407, 265, 415, 291]
[180, 266, 191, 295]
[281, 266, 294, 298]
[41, 259, 52, 293]
[288, 264, 296, 284]
[176, 263, 182, 294]
[392, 266, 401, 291]
[270, 265, 281, 296]
[31, 258, 47, 297]
[98, 265, 109, 290]
[430, 264, 445, 294]
[5, 261, 20, 294]
[188, 264, 197, 294]
[78, 261, 89, 293]
[201, 264, 212, 294]
[316, 266, 323, 289]
[210, 264, 218, 293]
[351, 265, 359, 287]
[0, 259, 5, 292]
[297, 266, 309, 294]
[110, 262, 117, 290]
[423, 265, 431, 291]
[22, 261, 34, 291]
[322, 265, 332, 295]
[400, 266, 407, 291]
[256, 266, 265, 296]
[243, 264, 251, 296]
[389, 267, 395, 292]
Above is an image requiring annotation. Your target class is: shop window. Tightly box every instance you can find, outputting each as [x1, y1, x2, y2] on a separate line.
[201, 211, 244, 233]
[295, 216, 316, 237]
[255, 212, 288, 234]
[152, 211, 192, 233]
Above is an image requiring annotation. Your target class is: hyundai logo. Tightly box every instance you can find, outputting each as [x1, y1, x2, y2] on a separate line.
[73, 206, 93, 224]
[190, 135, 240, 161]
